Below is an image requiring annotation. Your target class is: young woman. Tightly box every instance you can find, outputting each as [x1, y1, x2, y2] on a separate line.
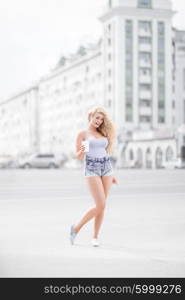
[70, 106, 118, 247]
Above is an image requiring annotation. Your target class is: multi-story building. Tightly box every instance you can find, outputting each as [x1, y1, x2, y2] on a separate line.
[0, 0, 185, 168]
[100, 0, 174, 131]
[174, 29, 185, 127]
[99, 0, 181, 168]
[173, 29, 185, 162]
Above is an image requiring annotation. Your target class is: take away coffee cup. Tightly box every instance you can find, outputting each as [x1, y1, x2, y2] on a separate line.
[81, 140, 89, 152]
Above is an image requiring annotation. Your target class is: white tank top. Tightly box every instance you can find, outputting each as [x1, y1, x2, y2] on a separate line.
[85, 134, 109, 158]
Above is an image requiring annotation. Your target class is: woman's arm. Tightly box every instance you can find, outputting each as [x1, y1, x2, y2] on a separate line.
[75, 131, 86, 160]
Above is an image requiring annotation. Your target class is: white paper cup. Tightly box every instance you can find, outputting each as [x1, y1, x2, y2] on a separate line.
[81, 141, 89, 152]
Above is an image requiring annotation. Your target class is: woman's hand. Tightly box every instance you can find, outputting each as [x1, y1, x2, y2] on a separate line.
[112, 177, 118, 185]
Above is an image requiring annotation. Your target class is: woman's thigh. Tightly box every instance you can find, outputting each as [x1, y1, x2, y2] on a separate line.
[101, 176, 113, 199]
[85, 176, 106, 207]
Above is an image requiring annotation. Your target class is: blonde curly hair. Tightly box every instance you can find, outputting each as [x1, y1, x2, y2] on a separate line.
[87, 106, 117, 154]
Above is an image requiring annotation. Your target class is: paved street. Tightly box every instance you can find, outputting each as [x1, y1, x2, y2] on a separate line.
[0, 168, 185, 277]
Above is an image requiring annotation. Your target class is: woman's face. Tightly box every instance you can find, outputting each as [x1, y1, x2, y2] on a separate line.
[90, 112, 104, 129]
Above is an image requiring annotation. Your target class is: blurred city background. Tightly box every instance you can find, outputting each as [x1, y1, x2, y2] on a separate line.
[0, 0, 185, 170]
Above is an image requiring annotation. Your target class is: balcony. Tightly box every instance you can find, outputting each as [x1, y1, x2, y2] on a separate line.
[138, 29, 152, 37]
[139, 106, 152, 115]
[139, 43, 152, 52]
[139, 75, 152, 84]
[139, 60, 152, 68]
[139, 90, 152, 99]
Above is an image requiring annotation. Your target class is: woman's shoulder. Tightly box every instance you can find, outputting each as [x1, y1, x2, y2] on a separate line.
[76, 129, 87, 139]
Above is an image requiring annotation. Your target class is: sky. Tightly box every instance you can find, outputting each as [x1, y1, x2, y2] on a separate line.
[0, 0, 185, 100]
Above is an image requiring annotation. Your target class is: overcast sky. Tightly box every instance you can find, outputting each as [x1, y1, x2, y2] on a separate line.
[0, 0, 185, 100]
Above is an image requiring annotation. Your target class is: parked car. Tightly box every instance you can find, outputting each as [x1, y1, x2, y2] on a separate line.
[0, 155, 17, 169]
[19, 153, 65, 169]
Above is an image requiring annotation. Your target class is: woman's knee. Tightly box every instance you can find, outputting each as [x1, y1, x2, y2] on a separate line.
[96, 202, 106, 215]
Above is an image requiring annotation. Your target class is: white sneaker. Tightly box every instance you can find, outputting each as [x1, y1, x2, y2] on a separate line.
[91, 238, 100, 247]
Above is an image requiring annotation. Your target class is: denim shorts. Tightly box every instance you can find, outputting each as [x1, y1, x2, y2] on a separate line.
[84, 155, 113, 177]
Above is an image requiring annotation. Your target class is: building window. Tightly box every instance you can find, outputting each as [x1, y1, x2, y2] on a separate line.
[108, 99, 111, 107]
[108, 69, 111, 77]
[158, 22, 165, 123]
[108, 53, 111, 61]
[140, 99, 151, 107]
[125, 20, 133, 122]
[139, 36, 151, 44]
[139, 52, 152, 63]
[126, 114, 132, 122]
[63, 77, 67, 89]
[23, 99, 27, 106]
[139, 68, 151, 76]
[97, 72, 101, 80]
[166, 147, 174, 161]
[158, 101, 164, 109]
[158, 52, 165, 65]
[178, 46, 185, 53]
[139, 21, 152, 33]
[109, 0, 112, 8]
[138, 0, 152, 9]
[129, 149, 134, 160]
[139, 115, 151, 122]
[158, 116, 165, 123]
[126, 103, 132, 108]
[139, 83, 151, 91]
[158, 22, 165, 35]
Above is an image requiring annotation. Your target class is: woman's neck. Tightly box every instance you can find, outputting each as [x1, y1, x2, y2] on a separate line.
[88, 125, 98, 133]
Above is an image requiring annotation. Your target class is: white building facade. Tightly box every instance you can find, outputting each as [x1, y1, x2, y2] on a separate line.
[0, 86, 39, 158]
[174, 29, 185, 127]
[100, 0, 182, 168]
[38, 43, 103, 159]
[100, 0, 174, 130]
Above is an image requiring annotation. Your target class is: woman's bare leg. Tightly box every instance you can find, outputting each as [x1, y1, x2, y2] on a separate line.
[74, 176, 106, 234]
[93, 176, 113, 238]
